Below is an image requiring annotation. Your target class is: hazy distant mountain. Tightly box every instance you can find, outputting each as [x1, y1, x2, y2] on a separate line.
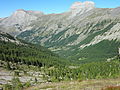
[1, 1, 120, 63]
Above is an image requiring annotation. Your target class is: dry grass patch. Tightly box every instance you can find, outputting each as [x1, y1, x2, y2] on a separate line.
[102, 86, 120, 90]
[25, 78, 120, 90]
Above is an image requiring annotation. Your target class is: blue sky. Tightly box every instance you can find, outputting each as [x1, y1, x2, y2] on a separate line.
[0, 0, 120, 17]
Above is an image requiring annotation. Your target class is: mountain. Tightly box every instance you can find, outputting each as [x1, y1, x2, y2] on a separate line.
[0, 9, 44, 36]
[0, 1, 120, 63]
[0, 31, 68, 67]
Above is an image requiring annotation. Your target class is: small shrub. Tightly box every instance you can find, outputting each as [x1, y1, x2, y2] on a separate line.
[14, 70, 20, 76]
[3, 84, 12, 90]
[11, 77, 23, 90]
[24, 81, 31, 88]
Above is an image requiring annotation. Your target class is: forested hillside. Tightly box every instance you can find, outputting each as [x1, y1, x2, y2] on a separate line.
[0, 32, 68, 68]
[0, 31, 120, 90]
[58, 40, 120, 63]
[44, 60, 120, 82]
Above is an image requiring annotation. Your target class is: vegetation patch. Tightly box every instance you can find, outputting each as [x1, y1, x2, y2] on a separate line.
[102, 86, 120, 90]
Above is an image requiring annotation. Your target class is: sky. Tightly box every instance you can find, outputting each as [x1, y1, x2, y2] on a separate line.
[0, 0, 120, 17]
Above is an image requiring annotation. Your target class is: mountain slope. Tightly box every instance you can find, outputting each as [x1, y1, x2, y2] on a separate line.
[1, 1, 120, 63]
[0, 31, 68, 67]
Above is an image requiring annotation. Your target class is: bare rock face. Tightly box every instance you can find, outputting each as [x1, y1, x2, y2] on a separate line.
[70, 1, 95, 17]
[71, 1, 95, 10]
[119, 48, 120, 55]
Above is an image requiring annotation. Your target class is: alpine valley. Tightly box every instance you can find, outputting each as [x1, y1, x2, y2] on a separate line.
[1, 1, 120, 63]
[1, 1, 120, 90]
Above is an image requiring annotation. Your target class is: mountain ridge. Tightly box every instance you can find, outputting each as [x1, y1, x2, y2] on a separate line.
[1, 1, 120, 63]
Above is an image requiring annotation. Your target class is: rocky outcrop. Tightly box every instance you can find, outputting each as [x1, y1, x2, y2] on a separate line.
[70, 1, 95, 18]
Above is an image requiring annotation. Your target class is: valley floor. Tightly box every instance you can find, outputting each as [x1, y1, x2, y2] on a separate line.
[25, 78, 120, 90]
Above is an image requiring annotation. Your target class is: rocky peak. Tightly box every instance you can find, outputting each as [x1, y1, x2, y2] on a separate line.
[0, 9, 44, 27]
[27, 10, 44, 15]
[71, 1, 95, 10]
[0, 9, 44, 36]
[13, 9, 44, 18]
[70, 1, 95, 17]
[12, 9, 28, 17]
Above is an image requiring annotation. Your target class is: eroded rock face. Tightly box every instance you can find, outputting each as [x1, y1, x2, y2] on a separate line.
[70, 1, 95, 17]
